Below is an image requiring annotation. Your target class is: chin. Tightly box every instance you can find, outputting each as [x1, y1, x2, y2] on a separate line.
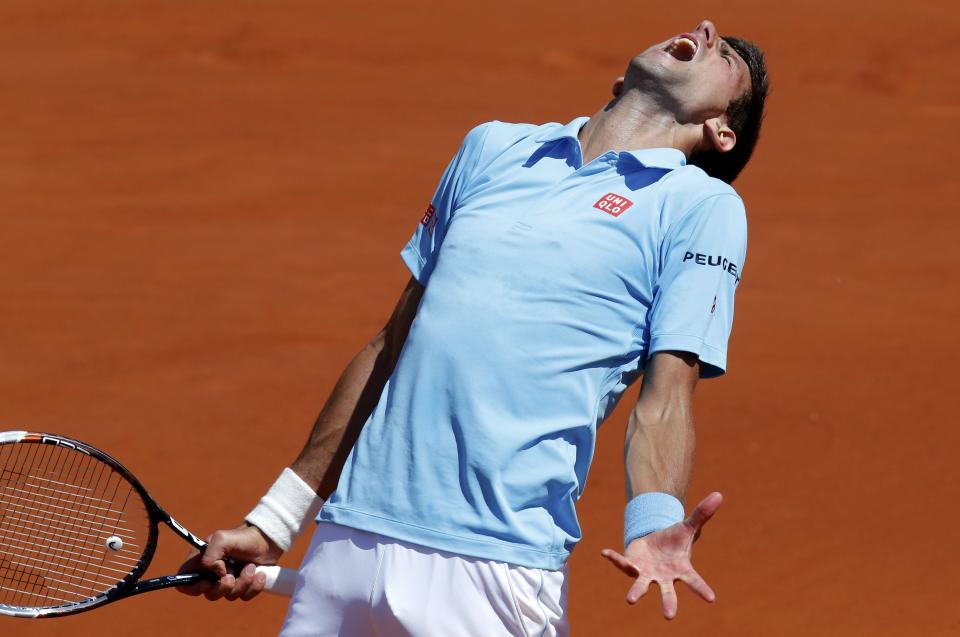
[626, 51, 677, 85]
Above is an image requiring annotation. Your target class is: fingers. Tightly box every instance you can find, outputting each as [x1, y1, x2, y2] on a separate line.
[658, 572, 715, 619]
[202, 525, 278, 567]
[200, 530, 233, 576]
[626, 578, 682, 619]
[686, 491, 723, 536]
[185, 563, 266, 602]
[658, 580, 679, 620]
[203, 573, 237, 601]
[179, 524, 278, 601]
[604, 548, 715, 618]
[626, 577, 650, 604]
[224, 563, 267, 602]
[176, 552, 212, 597]
[243, 570, 268, 601]
[600, 548, 640, 578]
[679, 568, 716, 603]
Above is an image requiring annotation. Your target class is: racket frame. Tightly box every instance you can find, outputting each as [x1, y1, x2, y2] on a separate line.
[0, 431, 222, 618]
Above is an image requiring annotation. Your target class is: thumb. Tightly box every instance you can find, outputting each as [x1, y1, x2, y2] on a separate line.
[687, 492, 723, 531]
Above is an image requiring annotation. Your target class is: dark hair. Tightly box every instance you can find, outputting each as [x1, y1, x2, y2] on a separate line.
[688, 36, 769, 184]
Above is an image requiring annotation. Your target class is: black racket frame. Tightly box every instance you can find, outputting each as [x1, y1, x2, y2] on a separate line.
[0, 432, 220, 618]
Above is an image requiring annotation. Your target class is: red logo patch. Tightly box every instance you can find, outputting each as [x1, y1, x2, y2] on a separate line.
[420, 204, 438, 235]
[420, 204, 436, 227]
[593, 193, 634, 217]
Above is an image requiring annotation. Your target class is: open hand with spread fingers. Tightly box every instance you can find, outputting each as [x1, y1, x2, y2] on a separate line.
[601, 491, 723, 620]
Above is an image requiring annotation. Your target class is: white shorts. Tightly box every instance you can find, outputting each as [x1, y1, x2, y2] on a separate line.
[278, 522, 568, 637]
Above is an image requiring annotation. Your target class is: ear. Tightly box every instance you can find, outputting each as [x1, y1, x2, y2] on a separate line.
[702, 117, 737, 153]
[611, 76, 624, 98]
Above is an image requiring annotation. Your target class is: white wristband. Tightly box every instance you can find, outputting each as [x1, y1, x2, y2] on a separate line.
[245, 468, 324, 552]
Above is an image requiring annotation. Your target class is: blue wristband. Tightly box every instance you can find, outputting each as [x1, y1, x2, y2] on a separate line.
[624, 492, 685, 548]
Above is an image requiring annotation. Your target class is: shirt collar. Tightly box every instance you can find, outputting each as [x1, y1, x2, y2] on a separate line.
[620, 147, 687, 170]
[535, 117, 688, 171]
[534, 116, 591, 144]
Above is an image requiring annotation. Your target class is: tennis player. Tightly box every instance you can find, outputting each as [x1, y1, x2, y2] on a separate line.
[180, 19, 768, 635]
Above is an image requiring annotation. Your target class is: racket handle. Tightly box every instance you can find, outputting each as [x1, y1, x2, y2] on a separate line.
[256, 565, 297, 596]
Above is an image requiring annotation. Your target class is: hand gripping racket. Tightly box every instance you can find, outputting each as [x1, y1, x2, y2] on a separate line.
[0, 431, 298, 618]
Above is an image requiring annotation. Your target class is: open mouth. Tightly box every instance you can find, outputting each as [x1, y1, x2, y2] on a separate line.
[664, 35, 698, 62]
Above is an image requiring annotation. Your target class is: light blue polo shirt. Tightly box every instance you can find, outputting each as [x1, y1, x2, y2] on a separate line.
[319, 118, 748, 569]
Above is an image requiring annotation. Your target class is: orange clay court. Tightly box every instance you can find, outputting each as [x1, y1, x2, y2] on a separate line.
[1, 1, 958, 635]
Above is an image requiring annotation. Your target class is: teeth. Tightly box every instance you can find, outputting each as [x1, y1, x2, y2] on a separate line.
[665, 36, 697, 61]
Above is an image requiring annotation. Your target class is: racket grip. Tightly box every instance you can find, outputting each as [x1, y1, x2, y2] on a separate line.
[256, 565, 297, 597]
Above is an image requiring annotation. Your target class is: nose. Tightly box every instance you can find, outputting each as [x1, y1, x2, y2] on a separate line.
[696, 20, 718, 48]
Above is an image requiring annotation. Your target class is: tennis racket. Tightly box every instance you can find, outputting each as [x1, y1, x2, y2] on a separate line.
[0, 431, 298, 618]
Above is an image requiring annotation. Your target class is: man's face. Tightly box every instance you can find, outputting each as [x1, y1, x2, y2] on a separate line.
[628, 20, 751, 126]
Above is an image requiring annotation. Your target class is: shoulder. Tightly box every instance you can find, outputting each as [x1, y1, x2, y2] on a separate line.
[450, 120, 536, 161]
[660, 164, 743, 209]
[658, 164, 746, 224]
[460, 120, 543, 153]
[453, 120, 557, 177]
[459, 117, 591, 156]
[652, 165, 748, 248]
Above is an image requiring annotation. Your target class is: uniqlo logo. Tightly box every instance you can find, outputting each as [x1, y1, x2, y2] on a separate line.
[420, 204, 435, 226]
[420, 204, 438, 235]
[593, 193, 634, 217]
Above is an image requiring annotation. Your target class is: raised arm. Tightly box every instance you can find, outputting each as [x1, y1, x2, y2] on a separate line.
[601, 350, 723, 619]
[178, 276, 424, 601]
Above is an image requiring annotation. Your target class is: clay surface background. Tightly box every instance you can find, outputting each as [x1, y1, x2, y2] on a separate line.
[1, 1, 957, 635]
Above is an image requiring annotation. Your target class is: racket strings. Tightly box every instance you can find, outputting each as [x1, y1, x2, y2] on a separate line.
[0, 440, 150, 609]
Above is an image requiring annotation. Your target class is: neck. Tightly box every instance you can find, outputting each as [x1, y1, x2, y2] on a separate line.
[578, 88, 699, 165]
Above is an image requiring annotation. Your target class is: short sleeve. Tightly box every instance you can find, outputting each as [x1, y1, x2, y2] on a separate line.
[400, 123, 491, 284]
[647, 194, 748, 378]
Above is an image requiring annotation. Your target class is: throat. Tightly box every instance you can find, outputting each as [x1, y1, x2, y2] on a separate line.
[580, 94, 693, 163]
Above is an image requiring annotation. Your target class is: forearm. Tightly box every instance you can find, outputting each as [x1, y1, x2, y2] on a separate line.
[200, 334, 402, 585]
[242, 326, 405, 554]
[624, 402, 695, 502]
[623, 351, 699, 503]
